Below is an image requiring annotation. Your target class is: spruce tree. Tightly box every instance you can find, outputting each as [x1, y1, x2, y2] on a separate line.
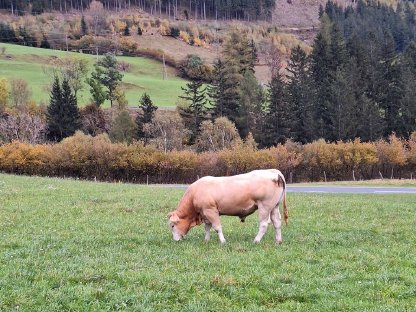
[136, 93, 158, 141]
[81, 15, 88, 36]
[262, 72, 291, 147]
[310, 31, 332, 139]
[208, 58, 242, 122]
[40, 35, 50, 49]
[236, 71, 264, 140]
[47, 77, 81, 142]
[178, 80, 210, 144]
[286, 46, 315, 143]
[223, 31, 256, 74]
[124, 25, 130, 36]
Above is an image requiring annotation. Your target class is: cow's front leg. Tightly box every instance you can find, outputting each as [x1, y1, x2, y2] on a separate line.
[204, 208, 226, 244]
[254, 207, 271, 243]
[204, 223, 212, 241]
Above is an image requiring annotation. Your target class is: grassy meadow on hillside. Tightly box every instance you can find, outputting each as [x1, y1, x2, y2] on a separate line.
[0, 43, 187, 107]
[0, 173, 415, 311]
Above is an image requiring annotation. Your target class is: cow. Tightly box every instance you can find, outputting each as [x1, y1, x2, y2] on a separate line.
[167, 169, 288, 244]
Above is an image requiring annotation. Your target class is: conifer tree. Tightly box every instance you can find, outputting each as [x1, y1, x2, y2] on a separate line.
[81, 15, 88, 36]
[124, 25, 130, 36]
[208, 58, 242, 122]
[262, 72, 290, 147]
[136, 93, 157, 141]
[46, 77, 81, 142]
[178, 79, 210, 144]
[40, 34, 50, 49]
[236, 71, 264, 140]
[310, 31, 332, 139]
[286, 46, 315, 143]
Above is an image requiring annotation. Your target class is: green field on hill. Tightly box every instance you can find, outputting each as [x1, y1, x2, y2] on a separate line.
[0, 43, 187, 108]
[1, 173, 415, 311]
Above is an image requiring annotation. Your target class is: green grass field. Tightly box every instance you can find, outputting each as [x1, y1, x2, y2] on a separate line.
[1, 173, 415, 311]
[0, 43, 187, 108]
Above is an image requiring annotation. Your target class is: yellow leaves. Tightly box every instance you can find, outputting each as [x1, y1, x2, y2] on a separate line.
[179, 31, 190, 44]
[375, 134, 407, 166]
[0, 141, 49, 174]
[0, 78, 9, 112]
[0, 131, 415, 181]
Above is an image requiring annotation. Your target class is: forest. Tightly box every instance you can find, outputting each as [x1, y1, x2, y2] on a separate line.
[0, 0, 275, 20]
[1, 0, 416, 148]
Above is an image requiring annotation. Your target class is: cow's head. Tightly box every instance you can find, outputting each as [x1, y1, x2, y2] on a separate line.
[167, 211, 202, 241]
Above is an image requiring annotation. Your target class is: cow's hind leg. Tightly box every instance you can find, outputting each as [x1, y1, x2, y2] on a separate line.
[204, 223, 212, 241]
[254, 205, 271, 243]
[270, 206, 282, 244]
[203, 208, 226, 244]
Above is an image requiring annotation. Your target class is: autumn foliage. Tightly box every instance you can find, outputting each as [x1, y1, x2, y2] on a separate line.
[1, 132, 415, 183]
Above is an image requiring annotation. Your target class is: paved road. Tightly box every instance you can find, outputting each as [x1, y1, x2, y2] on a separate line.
[287, 185, 416, 194]
[151, 184, 416, 194]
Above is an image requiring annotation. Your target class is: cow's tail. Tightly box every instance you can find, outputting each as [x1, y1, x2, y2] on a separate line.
[274, 171, 288, 225]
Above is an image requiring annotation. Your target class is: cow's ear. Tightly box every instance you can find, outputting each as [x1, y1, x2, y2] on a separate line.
[168, 211, 180, 224]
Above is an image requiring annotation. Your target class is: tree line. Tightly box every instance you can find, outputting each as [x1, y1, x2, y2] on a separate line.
[193, 0, 416, 146]
[0, 0, 275, 20]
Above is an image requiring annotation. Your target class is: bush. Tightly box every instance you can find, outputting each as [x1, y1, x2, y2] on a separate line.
[1, 132, 415, 183]
[170, 27, 180, 38]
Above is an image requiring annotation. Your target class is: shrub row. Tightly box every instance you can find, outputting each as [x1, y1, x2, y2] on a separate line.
[0, 132, 415, 183]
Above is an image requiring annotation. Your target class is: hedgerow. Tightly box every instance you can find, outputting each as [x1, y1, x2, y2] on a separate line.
[0, 131, 415, 183]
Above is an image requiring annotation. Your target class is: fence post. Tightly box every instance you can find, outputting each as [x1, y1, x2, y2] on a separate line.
[324, 171, 327, 182]
[379, 171, 383, 179]
[147, 175, 149, 185]
[352, 170, 356, 181]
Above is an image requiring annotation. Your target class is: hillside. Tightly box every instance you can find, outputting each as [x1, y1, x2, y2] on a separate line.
[0, 43, 187, 107]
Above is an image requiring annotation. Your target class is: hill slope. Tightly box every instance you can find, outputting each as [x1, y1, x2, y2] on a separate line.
[0, 43, 188, 107]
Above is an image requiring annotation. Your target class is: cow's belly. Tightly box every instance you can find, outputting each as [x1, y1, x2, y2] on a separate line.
[220, 204, 258, 218]
[217, 200, 258, 217]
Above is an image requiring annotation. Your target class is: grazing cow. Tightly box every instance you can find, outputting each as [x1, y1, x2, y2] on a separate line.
[168, 169, 288, 244]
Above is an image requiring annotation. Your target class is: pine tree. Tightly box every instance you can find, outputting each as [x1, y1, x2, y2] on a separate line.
[81, 15, 88, 36]
[235, 71, 264, 140]
[178, 80, 210, 144]
[46, 77, 81, 142]
[40, 34, 50, 49]
[208, 58, 242, 122]
[223, 31, 256, 74]
[286, 46, 315, 143]
[136, 93, 158, 141]
[378, 32, 404, 137]
[262, 72, 290, 147]
[310, 31, 332, 139]
[124, 25, 130, 36]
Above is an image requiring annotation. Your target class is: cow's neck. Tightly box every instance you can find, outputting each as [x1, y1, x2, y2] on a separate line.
[176, 191, 199, 225]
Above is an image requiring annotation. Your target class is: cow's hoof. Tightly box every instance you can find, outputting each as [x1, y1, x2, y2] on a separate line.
[276, 240, 283, 245]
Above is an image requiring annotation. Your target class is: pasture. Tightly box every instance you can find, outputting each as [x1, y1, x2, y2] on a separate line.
[0, 43, 187, 107]
[0, 173, 415, 311]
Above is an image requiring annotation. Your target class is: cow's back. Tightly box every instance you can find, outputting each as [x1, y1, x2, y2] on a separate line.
[189, 170, 281, 216]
